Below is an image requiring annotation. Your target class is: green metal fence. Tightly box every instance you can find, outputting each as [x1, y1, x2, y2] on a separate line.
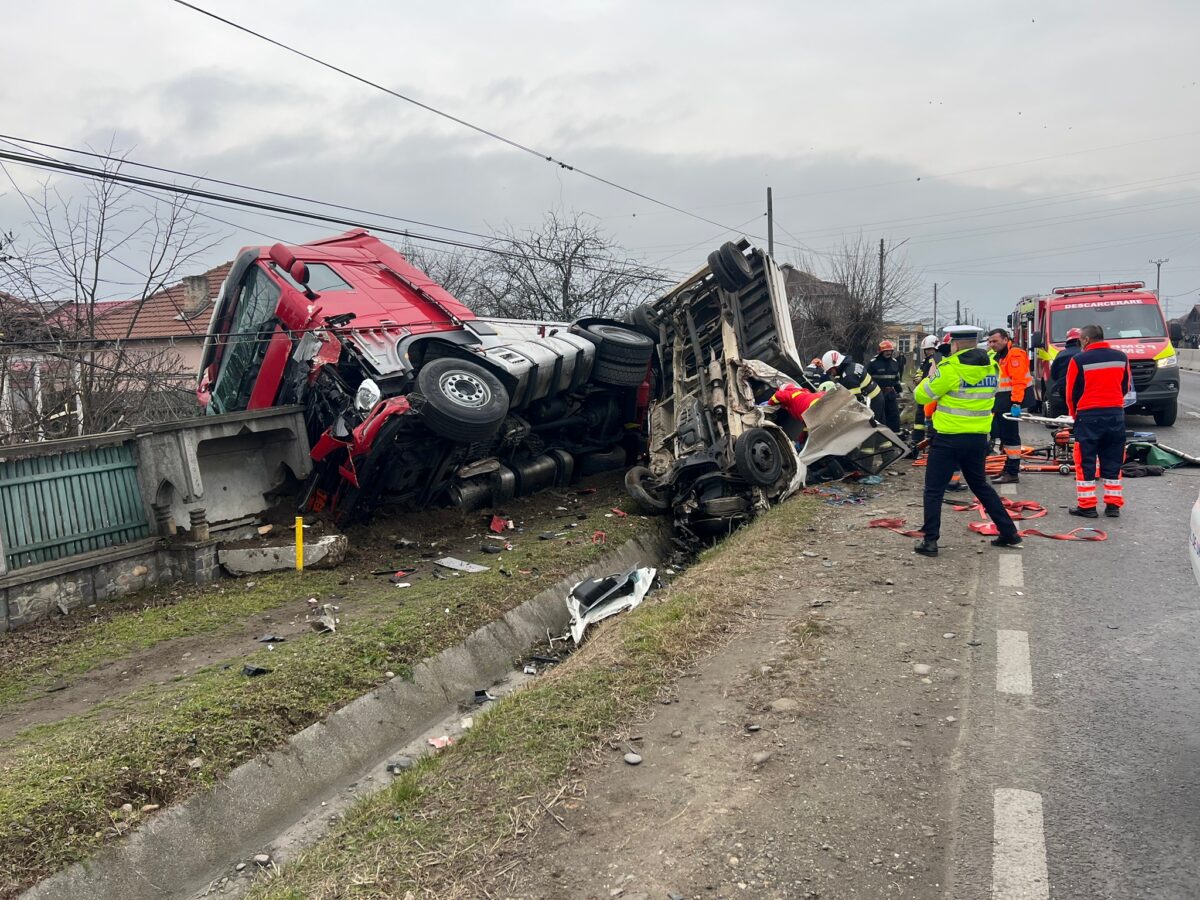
[0, 442, 150, 572]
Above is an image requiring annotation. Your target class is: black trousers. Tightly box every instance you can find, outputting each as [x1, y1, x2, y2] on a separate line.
[921, 432, 1019, 542]
[1073, 410, 1126, 508]
[879, 387, 901, 432]
[991, 392, 1022, 475]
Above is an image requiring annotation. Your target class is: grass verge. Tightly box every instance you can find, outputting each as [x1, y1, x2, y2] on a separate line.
[0, 499, 645, 898]
[247, 495, 818, 900]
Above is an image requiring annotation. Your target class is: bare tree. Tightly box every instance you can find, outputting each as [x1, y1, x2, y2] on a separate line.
[472, 210, 665, 321]
[395, 239, 486, 308]
[0, 148, 221, 441]
[787, 235, 921, 364]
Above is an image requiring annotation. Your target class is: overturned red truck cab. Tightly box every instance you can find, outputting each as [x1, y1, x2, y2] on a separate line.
[197, 230, 655, 520]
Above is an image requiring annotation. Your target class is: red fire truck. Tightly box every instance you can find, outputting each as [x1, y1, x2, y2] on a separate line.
[1009, 281, 1183, 425]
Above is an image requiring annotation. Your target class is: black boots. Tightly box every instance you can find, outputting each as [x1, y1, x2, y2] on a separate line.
[913, 539, 939, 557]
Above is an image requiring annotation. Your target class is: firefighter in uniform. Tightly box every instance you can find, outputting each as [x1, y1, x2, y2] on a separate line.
[911, 335, 940, 443]
[821, 350, 885, 422]
[1047, 327, 1083, 415]
[986, 328, 1031, 485]
[867, 340, 903, 433]
[912, 340, 1022, 557]
[1065, 324, 1131, 518]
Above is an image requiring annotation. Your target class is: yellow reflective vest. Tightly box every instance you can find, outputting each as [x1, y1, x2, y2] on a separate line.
[914, 348, 999, 435]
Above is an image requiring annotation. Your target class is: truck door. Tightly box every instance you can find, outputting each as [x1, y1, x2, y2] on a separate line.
[207, 265, 282, 414]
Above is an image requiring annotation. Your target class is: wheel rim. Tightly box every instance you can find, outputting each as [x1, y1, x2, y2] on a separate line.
[438, 370, 492, 409]
[749, 438, 777, 477]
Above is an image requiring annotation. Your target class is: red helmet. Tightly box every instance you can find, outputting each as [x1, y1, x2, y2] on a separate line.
[1065, 327, 1082, 341]
[879, 339, 896, 351]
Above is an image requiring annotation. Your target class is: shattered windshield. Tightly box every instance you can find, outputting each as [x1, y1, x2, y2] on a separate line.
[1051, 301, 1165, 342]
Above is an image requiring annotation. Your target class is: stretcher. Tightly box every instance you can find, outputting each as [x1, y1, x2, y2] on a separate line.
[1002, 413, 1160, 475]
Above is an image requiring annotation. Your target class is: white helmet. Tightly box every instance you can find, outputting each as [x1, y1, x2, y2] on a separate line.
[820, 350, 845, 371]
[921, 335, 939, 351]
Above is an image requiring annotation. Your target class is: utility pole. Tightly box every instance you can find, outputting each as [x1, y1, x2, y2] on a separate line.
[878, 238, 886, 309]
[767, 187, 774, 256]
[956, 298, 961, 325]
[1149, 257, 1169, 319]
[932, 283, 938, 332]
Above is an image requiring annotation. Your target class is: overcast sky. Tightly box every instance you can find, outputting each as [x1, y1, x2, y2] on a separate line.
[3, 0, 1200, 325]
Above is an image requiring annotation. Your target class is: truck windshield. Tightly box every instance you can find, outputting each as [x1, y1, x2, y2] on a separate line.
[1051, 302, 1165, 342]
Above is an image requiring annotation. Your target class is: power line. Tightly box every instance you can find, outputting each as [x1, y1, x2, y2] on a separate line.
[168, 0, 794, 247]
[0, 147, 680, 285]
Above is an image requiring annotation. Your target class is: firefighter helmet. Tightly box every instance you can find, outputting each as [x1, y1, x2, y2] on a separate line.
[1066, 327, 1082, 341]
[820, 350, 845, 371]
[879, 339, 896, 352]
[920, 335, 939, 351]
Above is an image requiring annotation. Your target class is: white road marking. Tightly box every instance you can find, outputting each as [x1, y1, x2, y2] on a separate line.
[996, 629, 1032, 696]
[998, 554, 1024, 588]
[999, 482, 1017, 496]
[992, 788, 1050, 899]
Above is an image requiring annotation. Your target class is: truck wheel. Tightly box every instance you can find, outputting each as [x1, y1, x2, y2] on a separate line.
[625, 303, 660, 342]
[416, 358, 509, 442]
[734, 427, 784, 486]
[707, 241, 753, 294]
[1154, 400, 1178, 427]
[584, 323, 655, 365]
[593, 358, 649, 387]
[625, 465, 670, 513]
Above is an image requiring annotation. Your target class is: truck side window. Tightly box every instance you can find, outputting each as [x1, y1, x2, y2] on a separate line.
[209, 266, 281, 413]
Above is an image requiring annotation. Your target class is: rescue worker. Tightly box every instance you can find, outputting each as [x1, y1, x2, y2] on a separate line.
[1047, 327, 1083, 415]
[867, 340, 903, 432]
[912, 335, 940, 442]
[820, 350, 885, 422]
[912, 336, 1022, 557]
[767, 382, 821, 446]
[986, 328, 1031, 485]
[1065, 324, 1131, 518]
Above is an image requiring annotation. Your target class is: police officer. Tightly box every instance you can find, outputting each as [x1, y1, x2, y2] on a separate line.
[912, 336, 1022, 557]
[867, 340, 903, 432]
[821, 350, 885, 422]
[986, 328, 1031, 485]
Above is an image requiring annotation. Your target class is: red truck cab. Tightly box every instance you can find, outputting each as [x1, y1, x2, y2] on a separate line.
[1010, 282, 1182, 426]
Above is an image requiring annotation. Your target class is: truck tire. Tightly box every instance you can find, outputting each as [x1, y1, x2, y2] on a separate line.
[1154, 400, 1178, 427]
[415, 358, 509, 442]
[584, 323, 655, 365]
[625, 465, 670, 513]
[592, 358, 649, 387]
[707, 242, 753, 294]
[734, 427, 784, 486]
[625, 303, 660, 342]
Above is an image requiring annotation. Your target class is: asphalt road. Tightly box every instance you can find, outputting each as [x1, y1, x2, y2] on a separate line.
[948, 370, 1200, 899]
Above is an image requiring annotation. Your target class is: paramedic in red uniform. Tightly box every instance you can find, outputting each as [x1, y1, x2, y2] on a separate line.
[1065, 324, 1132, 519]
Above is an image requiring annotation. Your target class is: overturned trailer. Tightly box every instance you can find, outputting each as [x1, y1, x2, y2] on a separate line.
[624, 241, 908, 533]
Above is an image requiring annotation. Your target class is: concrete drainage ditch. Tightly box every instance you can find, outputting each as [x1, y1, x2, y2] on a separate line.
[22, 527, 672, 900]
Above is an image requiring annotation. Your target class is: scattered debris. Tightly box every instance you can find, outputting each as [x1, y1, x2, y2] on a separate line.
[257, 524, 274, 536]
[473, 689, 496, 704]
[257, 634, 286, 643]
[309, 614, 337, 634]
[746, 724, 762, 732]
[623, 752, 643, 766]
[141, 804, 160, 814]
[386, 757, 415, 775]
[435, 557, 489, 574]
[460, 717, 474, 730]
[489, 515, 514, 533]
[481, 544, 505, 554]
[241, 664, 271, 677]
[523, 664, 538, 675]
[252, 853, 272, 867]
[610, 507, 628, 518]
[428, 735, 454, 750]
[566, 566, 657, 644]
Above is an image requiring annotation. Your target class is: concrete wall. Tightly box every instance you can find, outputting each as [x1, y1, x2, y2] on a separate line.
[1177, 349, 1200, 373]
[0, 538, 219, 631]
[131, 407, 312, 532]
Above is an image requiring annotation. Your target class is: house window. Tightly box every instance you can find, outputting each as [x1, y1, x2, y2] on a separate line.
[898, 336, 911, 355]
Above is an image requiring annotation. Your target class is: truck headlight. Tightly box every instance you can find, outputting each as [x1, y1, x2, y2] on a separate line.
[1157, 355, 1178, 368]
[354, 378, 382, 412]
